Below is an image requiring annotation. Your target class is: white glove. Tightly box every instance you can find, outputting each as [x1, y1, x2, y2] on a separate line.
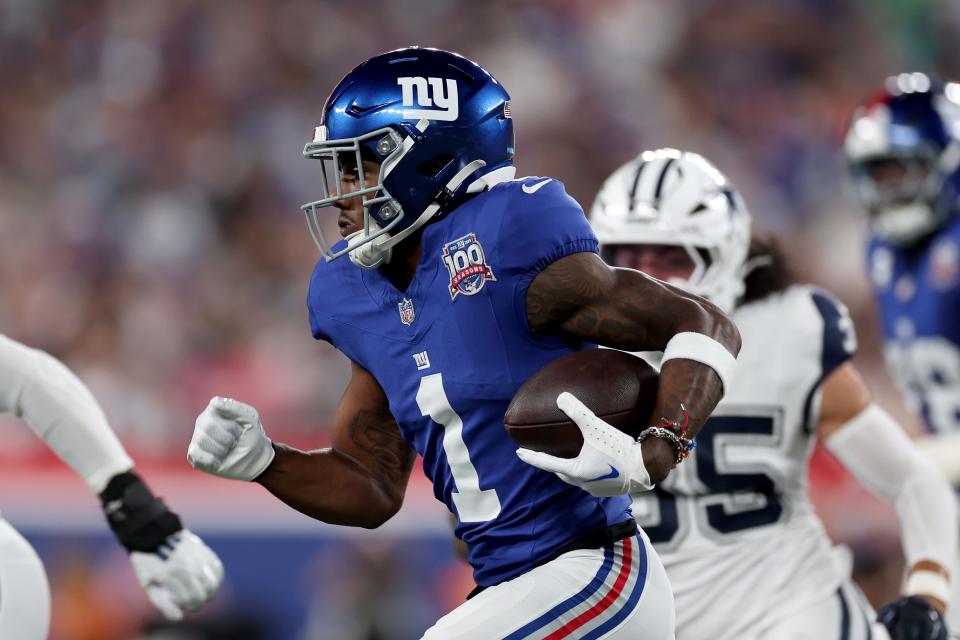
[129, 529, 224, 621]
[188, 396, 275, 481]
[516, 392, 653, 497]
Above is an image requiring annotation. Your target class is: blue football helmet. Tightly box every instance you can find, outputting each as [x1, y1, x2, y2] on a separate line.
[845, 72, 960, 245]
[302, 47, 515, 268]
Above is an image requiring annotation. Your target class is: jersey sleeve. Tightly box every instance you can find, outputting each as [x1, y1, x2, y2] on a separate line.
[799, 287, 858, 432]
[308, 307, 331, 344]
[306, 260, 335, 345]
[809, 287, 858, 376]
[0, 333, 133, 493]
[495, 177, 598, 285]
[305, 257, 371, 372]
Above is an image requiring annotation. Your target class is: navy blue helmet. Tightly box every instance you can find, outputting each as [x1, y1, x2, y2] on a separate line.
[845, 72, 960, 245]
[302, 47, 515, 268]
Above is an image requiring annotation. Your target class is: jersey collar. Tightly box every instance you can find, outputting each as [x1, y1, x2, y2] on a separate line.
[465, 166, 517, 193]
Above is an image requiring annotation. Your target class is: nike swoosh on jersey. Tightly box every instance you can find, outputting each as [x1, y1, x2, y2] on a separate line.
[586, 465, 620, 482]
[521, 179, 552, 194]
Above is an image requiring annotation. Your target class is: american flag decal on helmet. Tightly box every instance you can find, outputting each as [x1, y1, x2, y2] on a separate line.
[503, 101, 512, 119]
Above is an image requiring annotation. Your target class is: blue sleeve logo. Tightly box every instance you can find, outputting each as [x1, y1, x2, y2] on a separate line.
[442, 233, 497, 299]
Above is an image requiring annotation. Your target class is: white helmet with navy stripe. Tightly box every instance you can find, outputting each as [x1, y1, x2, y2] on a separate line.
[590, 148, 751, 312]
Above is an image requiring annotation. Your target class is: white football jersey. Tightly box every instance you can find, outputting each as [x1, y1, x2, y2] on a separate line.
[633, 284, 861, 640]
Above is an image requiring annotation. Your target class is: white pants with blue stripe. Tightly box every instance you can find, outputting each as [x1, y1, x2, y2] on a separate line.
[422, 533, 674, 640]
[747, 581, 889, 640]
[0, 518, 51, 640]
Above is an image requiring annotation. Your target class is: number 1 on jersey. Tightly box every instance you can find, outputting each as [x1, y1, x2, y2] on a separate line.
[417, 373, 501, 522]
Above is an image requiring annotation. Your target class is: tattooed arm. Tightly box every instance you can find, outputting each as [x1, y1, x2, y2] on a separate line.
[255, 361, 416, 529]
[526, 252, 740, 482]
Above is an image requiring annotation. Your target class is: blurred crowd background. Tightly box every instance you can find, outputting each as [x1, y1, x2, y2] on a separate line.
[0, 0, 958, 638]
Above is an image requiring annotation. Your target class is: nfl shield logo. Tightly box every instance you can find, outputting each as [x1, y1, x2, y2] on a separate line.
[441, 233, 496, 300]
[398, 298, 416, 325]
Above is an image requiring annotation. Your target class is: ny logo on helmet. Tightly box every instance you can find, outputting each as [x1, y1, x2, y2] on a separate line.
[397, 77, 459, 121]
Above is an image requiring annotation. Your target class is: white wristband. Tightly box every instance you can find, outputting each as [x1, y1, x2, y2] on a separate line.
[906, 570, 951, 604]
[661, 332, 737, 394]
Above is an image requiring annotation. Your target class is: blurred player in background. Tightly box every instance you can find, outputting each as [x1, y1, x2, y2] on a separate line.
[187, 46, 742, 639]
[0, 334, 223, 639]
[846, 72, 960, 633]
[584, 148, 956, 640]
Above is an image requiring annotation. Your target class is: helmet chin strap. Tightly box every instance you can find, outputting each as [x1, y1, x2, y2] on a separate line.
[867, 140, 960, 246]
[346, 222, 393, 269]
[348, 159, 488, 269]
[874, 202, 939, 244]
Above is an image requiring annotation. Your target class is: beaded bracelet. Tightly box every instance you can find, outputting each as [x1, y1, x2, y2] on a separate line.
[637, 426, 696, 464]
[637, 404, 695, 465]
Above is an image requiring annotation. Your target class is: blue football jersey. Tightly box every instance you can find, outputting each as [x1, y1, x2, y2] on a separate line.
[867, 215, 960, 434]
[307, 176, 633, 587]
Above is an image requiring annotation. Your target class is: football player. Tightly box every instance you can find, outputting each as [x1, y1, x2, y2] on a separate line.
[845, 72, 960, 442]
[0, 334, 223, 639]
[187, 47, 741, 639]
[579, 148, 957, 640]
[846, 72, 960, 633]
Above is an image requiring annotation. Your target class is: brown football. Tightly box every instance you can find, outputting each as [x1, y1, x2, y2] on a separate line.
[504, 349, 659, 458]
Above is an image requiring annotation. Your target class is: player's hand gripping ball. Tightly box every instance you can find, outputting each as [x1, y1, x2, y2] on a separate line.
[507, 350, 661, 496]
[504, 349, 658, 456]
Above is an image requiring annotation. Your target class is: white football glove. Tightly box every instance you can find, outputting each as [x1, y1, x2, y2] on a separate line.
[188, 396, 275, 481]
[516, 392, 653, 497]
[129, 529, 224, 621]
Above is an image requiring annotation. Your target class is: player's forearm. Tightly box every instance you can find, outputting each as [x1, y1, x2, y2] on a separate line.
[912, 431, 960, 485]
[827, 404, 958, 602]
[528, 260, 739, 481]
[607, 352, 729, 485]
[649, 358, 724, 438]
[613, 274, 738, 481]
[894, 462, 958, 572]
[608, 270, 737, 437]
[592, 267, 741, 354]
[256, 443, 404, 528]
[0, 335, 133, 492]
[528, 254, 740, 354]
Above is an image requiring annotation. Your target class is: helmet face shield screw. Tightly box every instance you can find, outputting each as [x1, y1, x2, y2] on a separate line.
[377, 134, 398, 156]
[379, 200, 399, 220]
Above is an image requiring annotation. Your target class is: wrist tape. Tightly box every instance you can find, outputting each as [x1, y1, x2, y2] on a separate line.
[907, 570, 951, 605]
[661, 332, 736, 395]
[100, 472, 182, 553]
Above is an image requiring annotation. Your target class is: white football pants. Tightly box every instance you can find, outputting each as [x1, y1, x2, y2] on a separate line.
[0, 517, 50, 640]
[422, 532, 674, 640]
[947, 548, 960, 639]
[745, 580, 889, 640]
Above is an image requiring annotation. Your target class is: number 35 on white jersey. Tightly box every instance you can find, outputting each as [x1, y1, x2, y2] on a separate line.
[633, 285, 861, 640]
